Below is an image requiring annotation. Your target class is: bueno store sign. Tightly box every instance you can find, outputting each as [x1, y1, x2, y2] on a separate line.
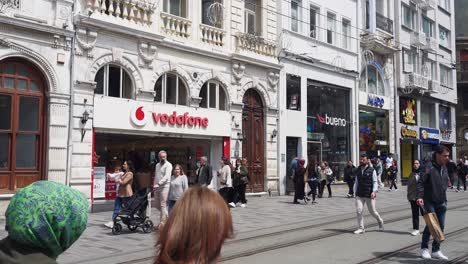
[317, 113, 347, 127]
[130, 106, 209, 128]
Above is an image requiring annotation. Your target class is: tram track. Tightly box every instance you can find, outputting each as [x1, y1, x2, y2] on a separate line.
[111, 201, 468, 264]
[356, 226, 468, 264]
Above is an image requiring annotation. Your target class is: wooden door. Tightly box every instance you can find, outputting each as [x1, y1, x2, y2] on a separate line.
[242, 89, 265, 192]
[0, 59, 46, 192]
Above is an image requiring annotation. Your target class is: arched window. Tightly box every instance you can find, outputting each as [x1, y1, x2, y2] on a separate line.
[199, 81, 227, 110]
[154, 73, 188, 106]
[94, 64, 133, 99]
[0, 59, 46, 191]
[359, 65, 386, 96]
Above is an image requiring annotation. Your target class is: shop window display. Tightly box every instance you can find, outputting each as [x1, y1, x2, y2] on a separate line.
[286, 74, 301, 110]
[94, 134, 213, 194]
[359, 110, 389, 157]
[306, 81, 351, 180]
[439, 105, 451, 130]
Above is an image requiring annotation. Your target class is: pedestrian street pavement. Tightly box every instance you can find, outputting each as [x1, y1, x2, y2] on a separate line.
[0, 185, 466, 263]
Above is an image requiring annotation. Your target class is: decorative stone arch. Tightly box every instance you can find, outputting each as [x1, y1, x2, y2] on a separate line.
[87, 54, 144, 92]
[238, 79, 271, 107]
[0, 39, 59, 93]
[151, 63, 194, 91]
[194, 71, 232, 103]
[360, 60, 390, 96]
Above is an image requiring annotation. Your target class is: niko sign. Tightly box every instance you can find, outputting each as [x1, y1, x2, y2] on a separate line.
[317, 113, 347, 127]
[130, 106, 209, 128]
[367, 95, 385, 108]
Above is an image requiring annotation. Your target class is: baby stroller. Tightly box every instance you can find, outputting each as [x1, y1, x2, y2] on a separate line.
[112, 188, 154, 235]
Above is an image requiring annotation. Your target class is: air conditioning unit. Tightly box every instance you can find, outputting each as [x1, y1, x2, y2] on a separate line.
[411, 32, 426, 47]
[403, 62, 413, 73]
[428, 80, 439, 93]
[410, 0, 425, 4]
[421, 0, 437, 10]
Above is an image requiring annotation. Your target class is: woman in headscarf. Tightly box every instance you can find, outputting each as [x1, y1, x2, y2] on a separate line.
[0, 181, 88, 263]
[293, 158, 306, 204]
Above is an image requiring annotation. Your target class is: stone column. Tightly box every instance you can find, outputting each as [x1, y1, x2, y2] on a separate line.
[47, 92, 70, 185]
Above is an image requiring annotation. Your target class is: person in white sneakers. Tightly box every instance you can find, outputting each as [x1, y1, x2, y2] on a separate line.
[407, 159, 422, 236]
[417, 145, 450, 260]
[154, 150, 173, 230]
[353, 153, 384, 234]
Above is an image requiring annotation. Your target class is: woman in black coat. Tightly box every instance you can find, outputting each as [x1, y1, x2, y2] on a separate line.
[388, 160, 398, 191]
[293, 159, 306, 204]
[407, 159, 423, 236]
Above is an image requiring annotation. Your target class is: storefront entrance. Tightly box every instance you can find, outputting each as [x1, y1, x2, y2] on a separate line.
[242, 89, 265, 192]
[94, 133, 219, 188]
[359, 108, 389, 158]
[400, 142, 418, 180]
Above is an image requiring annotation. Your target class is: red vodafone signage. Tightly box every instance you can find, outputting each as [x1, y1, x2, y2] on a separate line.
[130, 106, 209, 128]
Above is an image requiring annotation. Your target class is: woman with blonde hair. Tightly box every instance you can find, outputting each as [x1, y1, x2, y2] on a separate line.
[155, 187, 234, 264]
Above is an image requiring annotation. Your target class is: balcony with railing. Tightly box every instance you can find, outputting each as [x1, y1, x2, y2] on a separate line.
[420, 0, 437, 10]
[376, 12, 393, 35]
[200, 24, 225, 46]
[235, 33, 276, 57]
[410, 32, 426, 47]
[160, 12, 191, 39]
[405, 73, 429, 90]
[423, 37, 438, 51]
[85, 0, 155, 26]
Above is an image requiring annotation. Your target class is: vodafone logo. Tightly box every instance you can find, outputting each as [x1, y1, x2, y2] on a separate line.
[130, 106, 148, 126]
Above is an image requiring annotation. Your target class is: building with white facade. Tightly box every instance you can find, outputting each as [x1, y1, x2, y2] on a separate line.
[72, 0, 282, 205]
[278, 0, 360, 194]
[394, 0, 457, 180]
[0, 0, 74, 211]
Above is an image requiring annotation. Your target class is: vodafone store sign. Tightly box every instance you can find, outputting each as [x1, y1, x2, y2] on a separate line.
[130, 106, 209, 128]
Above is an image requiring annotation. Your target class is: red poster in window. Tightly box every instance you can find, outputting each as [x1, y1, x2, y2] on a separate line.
[196, 146, 202, 161]
[461, 50, 468, 62]
[223, 137, 230, 159]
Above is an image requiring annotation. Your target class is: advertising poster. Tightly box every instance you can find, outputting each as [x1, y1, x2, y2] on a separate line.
[93, 167, 106, 199]
[400, 97, 417, 125]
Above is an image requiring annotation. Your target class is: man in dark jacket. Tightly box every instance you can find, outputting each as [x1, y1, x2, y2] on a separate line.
[416, 145, 450, 260]
[196, 156, 213, 187]
[344, 160, 356, 198]
[353, 154, 384, 234]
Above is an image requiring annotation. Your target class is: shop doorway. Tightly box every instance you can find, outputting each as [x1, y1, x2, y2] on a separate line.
[242, 89, 265, 192]
[400, 142, 418, 181]
[286, 137, 299, 193]
[307, 141, 322, 162]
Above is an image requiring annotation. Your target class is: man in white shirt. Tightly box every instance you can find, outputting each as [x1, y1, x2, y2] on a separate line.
[385, 154, 394, 169]
[153, 150, 172, 229]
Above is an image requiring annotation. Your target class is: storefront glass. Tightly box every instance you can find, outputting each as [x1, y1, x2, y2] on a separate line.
[307, 81, 351, 179]
[94, 133, 213, 190]
[359, 108, 389, 157]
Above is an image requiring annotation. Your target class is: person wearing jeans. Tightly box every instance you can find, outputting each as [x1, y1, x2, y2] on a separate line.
[353, 154, 384, 234]
[417, 145, 450, 260]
